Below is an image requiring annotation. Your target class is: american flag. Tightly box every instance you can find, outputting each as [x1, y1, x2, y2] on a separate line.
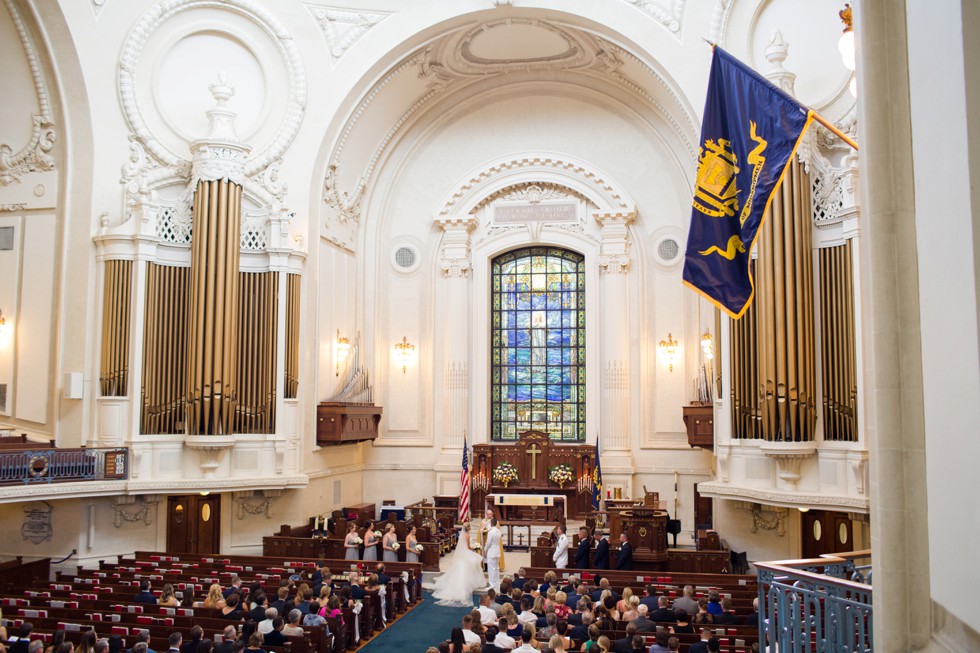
[459, 435, 470, 522]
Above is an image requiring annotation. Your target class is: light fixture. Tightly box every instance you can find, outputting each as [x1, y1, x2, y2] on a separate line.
[658, 333, 679, 372]
[700, 331, 714, 361]
[838, 4, 855, 71]
[799, 507, 810, 513]
[199, 491, 210, 497]
[394, 336, 415, 374]
[0, 308, 5, 329]
[335, 330, 351, 376]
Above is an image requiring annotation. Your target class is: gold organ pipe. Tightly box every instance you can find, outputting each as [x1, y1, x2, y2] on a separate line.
[100, 261, 132, 396]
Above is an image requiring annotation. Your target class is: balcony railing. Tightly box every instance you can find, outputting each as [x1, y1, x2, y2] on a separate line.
[0, 448, 128, 485]
[756, 550, 873, 653]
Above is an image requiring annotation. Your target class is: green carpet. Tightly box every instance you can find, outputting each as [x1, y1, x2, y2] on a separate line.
[356, 590, 475, 652]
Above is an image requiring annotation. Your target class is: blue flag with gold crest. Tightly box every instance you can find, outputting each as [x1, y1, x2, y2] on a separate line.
[592, 433, 602, 512]
[683, 46, 814, 319]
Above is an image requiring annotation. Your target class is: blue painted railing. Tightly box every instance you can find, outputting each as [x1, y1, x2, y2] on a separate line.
[0, 447, 128, 485]
[756, 550, 873, 653]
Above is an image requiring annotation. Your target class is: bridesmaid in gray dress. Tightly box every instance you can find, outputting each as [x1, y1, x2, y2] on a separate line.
[382, 523, 399, 562]
[405, 525, 420, 564]
[362, 521, 379, 561]
[344, 522, 360, 561]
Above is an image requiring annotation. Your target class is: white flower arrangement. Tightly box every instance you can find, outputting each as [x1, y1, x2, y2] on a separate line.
[391, 542, 400, 551]
[493, 461, 519, 487]
[472, 541, 483, 551]
[415, 544, 424, 553]
[353, 536, 363, 544]
[374, 530, 382, 538]
[548, 463, 575, 488]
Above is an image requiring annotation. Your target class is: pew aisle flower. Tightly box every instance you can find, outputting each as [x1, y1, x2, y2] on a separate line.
[493, 462, 519, 488]
[548, 463, 575, 488]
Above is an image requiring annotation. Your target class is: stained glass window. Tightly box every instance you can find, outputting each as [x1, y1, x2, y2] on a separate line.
[490, 247, 585, 441]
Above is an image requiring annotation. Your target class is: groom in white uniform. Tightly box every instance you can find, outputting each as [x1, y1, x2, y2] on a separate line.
[484, 517, 502, 591]
[553, 524, 569, 569]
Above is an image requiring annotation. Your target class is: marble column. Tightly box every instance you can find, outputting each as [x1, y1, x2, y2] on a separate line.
[437, 216, 478, 451]
[595, 212, 635, 452]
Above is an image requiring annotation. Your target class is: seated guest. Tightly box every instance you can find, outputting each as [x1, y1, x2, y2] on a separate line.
[566, 582, 588, 609]
[715, 598, 739, 625]
[561, 575, 580, 595]
[616, 588, 635, 615]
[179, 627, 202, 653]
[548, 634, 569, 653]
[282, 610, 304, 637]
[553, 591, 571, 619]
[591, 579, 618, 603]
[632, 604, 657, 632]
[518, 596, 537, 626]
[325, 595, 344, 624]
[512, 569, 527, 590]
[258, 608, 278, 635]
[294, 588, 313, 614]
[129, 632, 156, 653]
[648, 596, 676, 623]
[159, 583, 180, 607]
[348, 572, 366, 600]
[513, 629, 536, 653]
[692, 598, 714, 625]
[666, 636, 680, 653]
[448, 628, 467, 653]
[611, 623, 638, 653]
[629, 635, 646, 653]
[580, 625, 599, 651]
[196, 640, 212, 653]
[263, 619, 287, 647]
[197, 584, 226, 609]
[270, 586, 291, 617]
[219, 594, 244, 620]
[538, 612, 559, 640]
[639, 585, 659, 612]
[214, 628, 236, 653]
[9, 629, 34, 653]
[505, 612, 523, 639]
[477, 594, 498, 626]
[743, 597, 761, 629]
[493, 619, 516, 650]
[482, 626, 506, 653]
[486, 589, 504, 616]
[648, 631, 670, 653]
[223, 575, 244, 599]
[461, 615, 481, 646]
[248, 592, 269, 622]
[687, 628, 713, 653]
[303, 600, 326, 626]
[133, 580, 157, 604]
[568, 611, 593, 642]
[706, 590, 723, 616]
[375, 562, 391, 585]
[670, 610, 694, 634]
[671, 586, 698, 617]
[243, 634, 265, 653]
[622, 596, 640, 622]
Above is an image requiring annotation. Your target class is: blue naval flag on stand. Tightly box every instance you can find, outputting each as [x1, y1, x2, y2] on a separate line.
[592, 433, 603, 511]
[683, 46, 814, 319]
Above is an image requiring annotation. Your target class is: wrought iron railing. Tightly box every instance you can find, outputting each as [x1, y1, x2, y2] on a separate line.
[756, 550, 873, 653]
[0, 447, 128, 485]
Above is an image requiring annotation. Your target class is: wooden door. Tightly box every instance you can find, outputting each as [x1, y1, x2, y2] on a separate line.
[693, 484, 713, 530]
[801, 510, 853, 559]
[167, 495, 221, 554]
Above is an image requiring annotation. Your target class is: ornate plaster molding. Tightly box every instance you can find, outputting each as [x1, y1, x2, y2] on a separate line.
[111, 495, 161, 528]
[437, 153, 635, 218]
[118, 0, 307, 176]
[454, 19, 591, 73]
[0, 0, 56, 187]
[91, 0, 110, 18]
[697, 480, 870, 512]
[306, 4, 392, 62]
[437, 215, 478, 278]
[232, 488, 281, 519]
[751, 505, 788, 537]
[707, 0, 735, 46]
[620, 0, 685, 36]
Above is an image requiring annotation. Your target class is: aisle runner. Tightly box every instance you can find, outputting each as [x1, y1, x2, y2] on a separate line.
[356, 590, 475, 652]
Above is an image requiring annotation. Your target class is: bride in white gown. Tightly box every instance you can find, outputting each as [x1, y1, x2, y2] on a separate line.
[432, 523, 486, 607]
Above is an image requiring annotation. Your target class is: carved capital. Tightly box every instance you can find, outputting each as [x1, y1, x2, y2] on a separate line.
[595, 211, 636, 274]
[438, 216, 478, 278]
[761, 443, 817, 490]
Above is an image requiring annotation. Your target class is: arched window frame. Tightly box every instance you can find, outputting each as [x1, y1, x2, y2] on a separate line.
[489, 246, 587, 442]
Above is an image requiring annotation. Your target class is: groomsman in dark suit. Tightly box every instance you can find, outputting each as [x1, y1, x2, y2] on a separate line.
[593, 531, 610, 570]
[616, 532, 634, 570]
[574, 527, 591, 569]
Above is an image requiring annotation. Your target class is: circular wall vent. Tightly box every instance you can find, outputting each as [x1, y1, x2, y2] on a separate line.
[657, 237, 680, 262]
[391, 244, 421, 273]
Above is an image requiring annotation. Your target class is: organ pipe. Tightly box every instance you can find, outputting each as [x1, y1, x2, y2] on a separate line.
[141, 264, 188, 434]
[284, 273, 301, 399]
[820, 241, 858, 441]
[234, 271, 278, 433]
[100, 260, 132, 397]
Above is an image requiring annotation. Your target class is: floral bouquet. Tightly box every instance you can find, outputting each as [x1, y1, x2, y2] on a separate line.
[493, 461, 519, 487]
[472, 541, 482, 552]
[353, 536, 363, 544]
[374, 530, 382, 538]
[549, 463, 575, 488]
[415, 544, 424, 553]
[392, 542, 400, 551]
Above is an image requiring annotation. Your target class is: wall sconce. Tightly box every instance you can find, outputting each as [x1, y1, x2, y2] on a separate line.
[0, 308, 5, 329]
[658, 333, 679, 372]
[700, 331, 714, 361]
[335, 330, 351, 376]
[394, 336, 415, 374]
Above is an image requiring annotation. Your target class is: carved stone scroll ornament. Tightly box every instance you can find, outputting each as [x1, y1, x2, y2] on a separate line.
[233, 489, 281, 519]
[750, 505, 787, 537]
[111, 495, 160, 528]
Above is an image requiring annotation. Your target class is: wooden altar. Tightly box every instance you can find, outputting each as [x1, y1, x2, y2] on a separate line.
[472, 430, 595, 519]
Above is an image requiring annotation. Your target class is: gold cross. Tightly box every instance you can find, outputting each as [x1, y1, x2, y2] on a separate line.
[527, 443, 542, 479]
